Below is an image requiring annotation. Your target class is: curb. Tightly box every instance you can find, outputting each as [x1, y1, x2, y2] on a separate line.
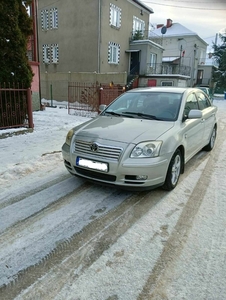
[0, 128, 33, 139]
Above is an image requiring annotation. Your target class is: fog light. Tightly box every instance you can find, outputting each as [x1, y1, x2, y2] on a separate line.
[136, 175, 148, 180]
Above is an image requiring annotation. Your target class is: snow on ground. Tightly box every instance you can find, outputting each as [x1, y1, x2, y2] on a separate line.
[0, 96, 226, 195]
[0, 100, 91, 194]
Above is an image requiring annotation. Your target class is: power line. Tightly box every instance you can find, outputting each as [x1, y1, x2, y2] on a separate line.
[142, 1, 226, 10]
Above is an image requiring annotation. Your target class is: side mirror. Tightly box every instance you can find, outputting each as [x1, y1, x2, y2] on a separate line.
[188, 109, 202, 119]
[99, 104, 107, 112]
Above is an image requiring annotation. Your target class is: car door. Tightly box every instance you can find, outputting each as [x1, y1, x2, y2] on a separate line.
[182, 93, 204, 162]
[196, 91, 216, 145]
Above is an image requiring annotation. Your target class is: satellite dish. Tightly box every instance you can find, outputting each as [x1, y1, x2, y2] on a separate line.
[161, 26, 167, 35]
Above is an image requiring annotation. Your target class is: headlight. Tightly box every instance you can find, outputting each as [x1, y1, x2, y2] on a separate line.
[130, 141, 162, 158]
[65, 129, 74, 145]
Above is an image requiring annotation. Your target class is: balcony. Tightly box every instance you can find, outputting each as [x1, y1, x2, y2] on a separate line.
[146, 63, 191, 77]
[130, 30, 163, 46]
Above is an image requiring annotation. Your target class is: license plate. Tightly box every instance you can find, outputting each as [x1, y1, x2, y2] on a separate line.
[76, 157, 108, 172]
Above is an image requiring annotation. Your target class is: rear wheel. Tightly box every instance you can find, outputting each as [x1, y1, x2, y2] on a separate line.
[203, 126, 217, 151]
[162, 149, 182, 191]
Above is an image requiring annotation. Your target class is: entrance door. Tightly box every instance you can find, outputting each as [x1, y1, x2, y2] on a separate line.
[148, 79, 157, 87]
[130, 52, 140, 74]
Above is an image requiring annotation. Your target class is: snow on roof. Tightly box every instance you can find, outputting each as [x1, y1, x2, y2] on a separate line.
[153, 23, 196, 37]
[162, 56, 180, 62]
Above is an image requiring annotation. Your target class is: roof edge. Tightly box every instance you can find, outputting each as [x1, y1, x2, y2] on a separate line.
[132, 0, 154, 14]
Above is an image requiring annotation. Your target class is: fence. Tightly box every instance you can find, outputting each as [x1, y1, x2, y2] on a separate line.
[68, 82, 125, 116]
[0, 83, 34, 130]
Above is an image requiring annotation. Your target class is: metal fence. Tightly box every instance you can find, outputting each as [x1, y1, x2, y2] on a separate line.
[68, 82, 125, 116]
[0, 83, 34, 130]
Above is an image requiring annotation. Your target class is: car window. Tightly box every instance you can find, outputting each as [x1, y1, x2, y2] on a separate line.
[196, 92, 211, 110]
[184, 93, 199, 117]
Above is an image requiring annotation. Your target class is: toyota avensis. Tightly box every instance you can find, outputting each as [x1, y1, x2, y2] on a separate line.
[62, 87, 217, 191]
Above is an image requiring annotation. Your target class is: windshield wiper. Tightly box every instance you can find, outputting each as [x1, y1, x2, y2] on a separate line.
[104, 111, 122, 116]
[122, 111, 162, 120]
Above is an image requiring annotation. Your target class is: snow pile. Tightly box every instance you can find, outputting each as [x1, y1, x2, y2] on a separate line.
[0, 102, 91, 192]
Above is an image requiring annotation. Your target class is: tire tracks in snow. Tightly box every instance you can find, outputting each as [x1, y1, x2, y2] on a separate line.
[137, 122, 225, 299]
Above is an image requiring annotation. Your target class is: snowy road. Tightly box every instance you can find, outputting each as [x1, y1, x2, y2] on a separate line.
[0, 101, 226, 299]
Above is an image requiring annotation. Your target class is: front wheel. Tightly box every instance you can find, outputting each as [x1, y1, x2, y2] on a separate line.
[162, 149, 182, 191]
[203, 126, 217, 151]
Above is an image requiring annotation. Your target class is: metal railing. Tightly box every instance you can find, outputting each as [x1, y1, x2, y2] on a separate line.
[68, 82, 125, 116]
[0, 83, 33, 130]
[146, 63, 191, 76]
[130, 30, 163, 46]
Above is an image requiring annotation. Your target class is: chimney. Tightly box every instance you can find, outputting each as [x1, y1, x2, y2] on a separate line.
[166, 19, 173, 28]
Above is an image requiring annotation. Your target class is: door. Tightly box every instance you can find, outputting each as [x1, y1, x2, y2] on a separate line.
[148, 79, 157, 87]
[196, 91, 216, 145]
[182, 93, 204, 161]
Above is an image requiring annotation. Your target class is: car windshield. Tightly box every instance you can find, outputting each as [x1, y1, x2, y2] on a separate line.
[102, 91, 182, 121]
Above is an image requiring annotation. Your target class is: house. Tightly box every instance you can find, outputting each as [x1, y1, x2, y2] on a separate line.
[37, 0, 157, 100]
[144, 19, 210, 88]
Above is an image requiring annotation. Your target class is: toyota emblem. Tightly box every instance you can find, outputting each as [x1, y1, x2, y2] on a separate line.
[90, 143, 98, 152]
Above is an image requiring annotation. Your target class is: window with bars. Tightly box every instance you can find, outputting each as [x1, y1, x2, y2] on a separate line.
[108, 42, 120, 64]
[43, 45, 50, 64]
[41, 10, 49, 30]
[52, 44, 59, 63]
[50, 8, 58, 29]
[110, 3, 121, 28]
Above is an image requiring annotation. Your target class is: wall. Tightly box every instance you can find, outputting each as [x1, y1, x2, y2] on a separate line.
[40, 72, 127, 101]
[138, 76, 188, 87]
[30, 62, 40, 111]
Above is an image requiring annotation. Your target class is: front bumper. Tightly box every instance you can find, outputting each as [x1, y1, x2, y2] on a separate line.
[62, 142, 171, 190]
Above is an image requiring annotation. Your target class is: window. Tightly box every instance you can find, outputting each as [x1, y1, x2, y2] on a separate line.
[51, 44, 59, 63]
[50, 8, 58, 29]
[133, 16, 145, 34]
[196, 92, 211, 110]
[150, 53, 157, 68]
[108, 42, 120, 64]
[110, 4, 121, 28]
[184, 93, 199, 117]
[161, 81, 173, 86]
[41, 10, 49, 30]
[42, 45, 50, 64]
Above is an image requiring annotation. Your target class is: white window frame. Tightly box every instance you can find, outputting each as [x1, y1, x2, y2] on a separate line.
[108, 42, 120, 64]
[41, 10, 49, 30]
[52, 44, 59, 63]
[133, 16, 145, 34]
[150, 53, 157, 68]
[110, 4, 121, 28]
[43, 45, 50, 64]
[50, 8, 58, 29]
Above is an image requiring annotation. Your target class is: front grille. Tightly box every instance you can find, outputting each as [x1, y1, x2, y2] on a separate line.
[74, 140, 122, 160]
[74, 167, 116, 182]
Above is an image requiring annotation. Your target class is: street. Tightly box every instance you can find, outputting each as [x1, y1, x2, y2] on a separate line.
[0, 101, 226, 300]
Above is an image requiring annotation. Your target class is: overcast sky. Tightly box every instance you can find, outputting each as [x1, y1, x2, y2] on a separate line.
[143, 0, 226, 50]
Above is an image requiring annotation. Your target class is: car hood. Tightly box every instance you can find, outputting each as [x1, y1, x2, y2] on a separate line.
[75, 116, 175, 144]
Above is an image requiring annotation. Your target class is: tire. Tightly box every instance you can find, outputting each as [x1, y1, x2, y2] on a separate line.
[162, 149, 182, 191]
[203, 126, 217, 151]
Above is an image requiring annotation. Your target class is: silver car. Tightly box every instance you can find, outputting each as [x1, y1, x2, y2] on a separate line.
[62, 87, 217, 191]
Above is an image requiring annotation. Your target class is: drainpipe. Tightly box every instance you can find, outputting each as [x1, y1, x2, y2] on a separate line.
[98, 0, 101, 73]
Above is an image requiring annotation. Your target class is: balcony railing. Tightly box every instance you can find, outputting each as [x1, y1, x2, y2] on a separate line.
[130, 30, 162, 46]
[146, 63, 191, 76]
